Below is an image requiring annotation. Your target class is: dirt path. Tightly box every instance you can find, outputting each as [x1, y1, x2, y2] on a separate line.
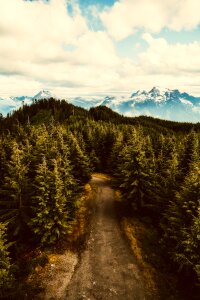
[65, 177, 146, 300]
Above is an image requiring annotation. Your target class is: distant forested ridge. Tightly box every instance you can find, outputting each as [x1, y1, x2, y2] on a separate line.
[0, 98, 200, 296]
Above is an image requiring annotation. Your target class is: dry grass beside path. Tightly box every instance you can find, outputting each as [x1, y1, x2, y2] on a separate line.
[115, 190, 185, 300]
[122, 218, 159, 299]
[92, 172, 112, 180]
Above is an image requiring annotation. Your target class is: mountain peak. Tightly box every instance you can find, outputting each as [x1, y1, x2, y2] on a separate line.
[131, 90, 147, 98]
[149, 86, 170, 95]
[171, 89, 181, 95]
[149, 87, 161, 98]
[33, 90, 55, 100]
[149, 86, 160, 92]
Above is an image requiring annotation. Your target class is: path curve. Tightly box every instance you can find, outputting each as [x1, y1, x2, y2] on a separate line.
[65, 177, 146, 300]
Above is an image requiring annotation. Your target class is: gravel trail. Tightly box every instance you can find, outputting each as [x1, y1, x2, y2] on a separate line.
[65, 177, 145, 300]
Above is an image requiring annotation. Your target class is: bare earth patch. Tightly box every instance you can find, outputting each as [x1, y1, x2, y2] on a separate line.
[36, 251, 78, 300]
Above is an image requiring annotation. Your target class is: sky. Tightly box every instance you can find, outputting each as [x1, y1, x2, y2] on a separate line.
[0, 0, 200, 97]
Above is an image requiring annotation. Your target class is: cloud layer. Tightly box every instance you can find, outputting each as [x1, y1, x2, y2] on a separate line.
[0, 0, 200, 97]
[101, 0, 200, 40]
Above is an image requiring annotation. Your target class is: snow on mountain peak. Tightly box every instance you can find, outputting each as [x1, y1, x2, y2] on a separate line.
[33, 90, 55, 100]
[130, 87, 182, 103]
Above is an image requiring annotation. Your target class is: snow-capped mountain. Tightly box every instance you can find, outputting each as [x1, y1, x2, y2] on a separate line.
[99, 87, 200, 122]
[0, 87, 200, 122]
[33, 90, 55, 100]
[10, 95, 32, 102]
[0, 90, 55, 116]
[67, 96, 102, 109]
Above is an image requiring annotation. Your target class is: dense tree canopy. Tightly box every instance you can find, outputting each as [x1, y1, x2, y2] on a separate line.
[0, 98, 199, 294]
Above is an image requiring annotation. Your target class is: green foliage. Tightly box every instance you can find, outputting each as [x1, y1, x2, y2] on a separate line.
[111, 123, 200, 287]
[0, 141, 30, 243]
[190, 208, 200, 281]
[178, 206, 200, 281]
[30, 157, 72, 245]
[0, 97, 200, 294]
[115, 129, 155, 211]
[0, 222, 14, 294]
[161, 161, 200, 276]
[68, 133, 91, 184]
[178, 131, 199, 182]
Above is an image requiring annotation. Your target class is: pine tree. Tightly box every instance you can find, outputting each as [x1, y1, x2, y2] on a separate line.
[30, 157, 71, 245]
[178, 130, 199, 182]
[29, 156, 51, 244]
[188, 207, 200, 281]
[108, 131, 124, 172]
[24, 124, 49, 181]
[89, 149, 101, 171]
[57, 132, 77, 218]
[0, 222, 14, 294]
[161, 160, 200, 272]
[0, 141, 30, 243]
[0, 137, 14, 188]
[153, 142, 180, 215]
[117, 130, 150, 211]
[174, 161, 200, 272]
[0, 139, 7, 188]
[68, 133, 91, 184]
[48, 158, 71, 243]
[177, 205, 200, 281]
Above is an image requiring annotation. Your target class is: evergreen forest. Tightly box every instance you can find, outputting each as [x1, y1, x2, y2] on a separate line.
[0, 98, 200, 298]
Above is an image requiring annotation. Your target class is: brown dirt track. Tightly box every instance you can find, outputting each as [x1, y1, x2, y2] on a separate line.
[65, 177, 145, 300]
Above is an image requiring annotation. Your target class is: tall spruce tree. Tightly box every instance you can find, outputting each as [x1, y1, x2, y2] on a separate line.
[178, 130, 199, 182]
[30, 157, 71, 245]
[161, 160, 200, 273]
[68, 133, 91, 184]
[0, 222, 14, 294]
[185, 206, 200, 281]
[153, 142, 179, 217]
[29, 156, 51, 244]
[0, 141, 30, 244]
[117, 130, 150, 211]
[56, 130, 78, 217]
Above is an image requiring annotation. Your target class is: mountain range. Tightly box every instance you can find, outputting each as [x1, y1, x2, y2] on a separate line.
[0, 87, 200, 122]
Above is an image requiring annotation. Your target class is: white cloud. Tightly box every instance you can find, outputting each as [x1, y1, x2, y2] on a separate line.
[140, 33, 200, 74]
[0, 75, 43, 97]
[0, 0, 200, 98]
[0, 0, 88, 76]
[0, 0, 87, 43]
[169, 0, 200, 31]
[0, 0, 123, 94]
[73, 31, 120, 66]
[101, 0, 200, 40]
[129, 34, 200, 95]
